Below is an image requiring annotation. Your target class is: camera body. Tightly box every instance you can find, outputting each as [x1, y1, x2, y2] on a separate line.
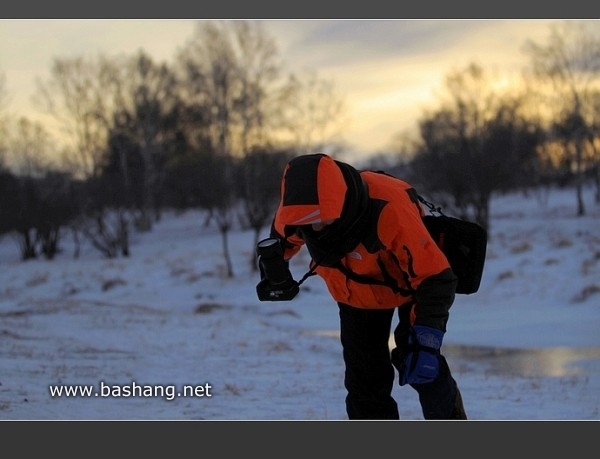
[256, 237, 299, 301]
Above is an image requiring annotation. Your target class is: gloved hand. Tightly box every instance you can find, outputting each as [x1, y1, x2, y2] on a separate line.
[398, 325, 444, 386]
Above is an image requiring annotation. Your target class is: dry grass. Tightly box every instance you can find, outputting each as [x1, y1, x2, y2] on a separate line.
[194, 303, 232, 314]
[572, 284, 600, 303]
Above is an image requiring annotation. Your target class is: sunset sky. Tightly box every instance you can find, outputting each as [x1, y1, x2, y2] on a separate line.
[0, 19, 590, 160]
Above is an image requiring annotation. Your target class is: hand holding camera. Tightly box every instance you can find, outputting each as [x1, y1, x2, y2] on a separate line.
[255, 238, 300, 301]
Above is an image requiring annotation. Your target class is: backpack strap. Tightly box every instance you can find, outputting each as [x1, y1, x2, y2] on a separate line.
[416, 194, 446, 216]
[332, 259, 414, 297]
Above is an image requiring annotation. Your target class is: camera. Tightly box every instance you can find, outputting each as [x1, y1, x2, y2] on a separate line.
[255, 237, 299, 301]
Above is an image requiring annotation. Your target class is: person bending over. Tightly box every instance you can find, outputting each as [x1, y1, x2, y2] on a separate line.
[256, 153, 467, 420]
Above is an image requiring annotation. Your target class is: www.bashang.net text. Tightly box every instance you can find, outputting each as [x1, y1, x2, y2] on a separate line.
[48, 381, 213, 401]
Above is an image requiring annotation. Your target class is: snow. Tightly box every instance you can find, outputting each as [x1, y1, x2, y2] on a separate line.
[1, 185, 599, 420]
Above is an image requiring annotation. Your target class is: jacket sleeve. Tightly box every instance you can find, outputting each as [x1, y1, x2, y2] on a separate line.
[378, 185, 457, 331]
[413, 268, 458, 331]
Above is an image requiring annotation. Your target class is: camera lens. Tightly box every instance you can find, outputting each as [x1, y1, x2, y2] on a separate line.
[257, 238, 290, 285]
[257, 238, 281, 258]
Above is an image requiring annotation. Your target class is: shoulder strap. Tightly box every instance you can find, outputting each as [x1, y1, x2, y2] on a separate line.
[416, 194, 446, 216]
[366, 169, 445, 217]
[333, 259, 414, 297]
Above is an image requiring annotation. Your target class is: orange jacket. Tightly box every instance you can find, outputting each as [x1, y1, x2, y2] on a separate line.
[271, 154, 456, 329]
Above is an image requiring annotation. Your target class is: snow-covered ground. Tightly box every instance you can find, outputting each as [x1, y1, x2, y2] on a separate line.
[0, 184, 598, 420]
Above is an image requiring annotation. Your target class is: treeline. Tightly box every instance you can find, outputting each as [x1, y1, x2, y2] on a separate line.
[0, 21, 346, 273]
[368, 21, 600, 230]
[0, 20, 599, 274]
[0, 148, 292, 271]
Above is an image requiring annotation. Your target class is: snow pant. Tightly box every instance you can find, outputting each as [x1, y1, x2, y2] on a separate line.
[338, 302, 467, 420]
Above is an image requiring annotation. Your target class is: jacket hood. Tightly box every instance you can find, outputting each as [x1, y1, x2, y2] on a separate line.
[274, 153, 370, 266]
[274, 153, 347, 229]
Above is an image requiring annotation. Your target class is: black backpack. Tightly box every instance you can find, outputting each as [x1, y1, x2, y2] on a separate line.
[417, 195, 487, 294]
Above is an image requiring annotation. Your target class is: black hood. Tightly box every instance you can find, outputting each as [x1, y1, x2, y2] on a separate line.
[298, 159, 370, 267]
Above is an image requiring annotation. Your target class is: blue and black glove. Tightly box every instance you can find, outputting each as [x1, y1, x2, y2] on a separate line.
[398, 325, 444, 386]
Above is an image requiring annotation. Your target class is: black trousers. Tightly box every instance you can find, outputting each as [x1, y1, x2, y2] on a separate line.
[338, 302, 466, 420]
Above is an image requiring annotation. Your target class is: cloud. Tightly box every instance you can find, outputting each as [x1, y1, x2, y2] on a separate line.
[0, 19, 567, 155]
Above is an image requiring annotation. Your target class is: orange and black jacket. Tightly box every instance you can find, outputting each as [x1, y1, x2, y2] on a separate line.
[270, 154, 457, 331]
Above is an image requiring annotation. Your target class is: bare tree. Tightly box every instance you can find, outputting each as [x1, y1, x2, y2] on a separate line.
[523, 20, 600, 215]
[34, 55, 136, 258]
[34, 55, 118, 180]
[176, 20, 293, 277]
[231, 20, 284, 152]
[176, 21, 243, 278]
[177, 21, 348, 276]
[111, 50, 181, 230]
[410, 63, 542, 230]
[236, 147, 293, 270]
[229, 21, 303, 269]
[280, 70, 348, 155]
[5, 117, 56, 176]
